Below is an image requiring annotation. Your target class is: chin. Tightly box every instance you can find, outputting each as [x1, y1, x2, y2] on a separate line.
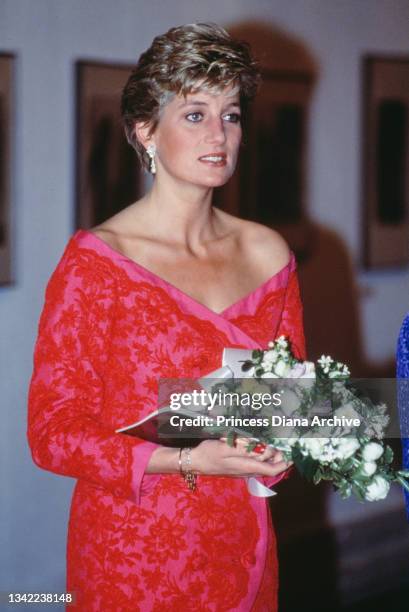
[196, 169, 235, 188]
[169, 165, 236, 189]
[196, 175, 229, 187]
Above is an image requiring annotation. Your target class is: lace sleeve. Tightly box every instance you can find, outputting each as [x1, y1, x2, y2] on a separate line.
[27, 240, 158, 504]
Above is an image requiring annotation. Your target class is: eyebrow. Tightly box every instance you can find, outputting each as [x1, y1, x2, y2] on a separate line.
[177, 99, 241, 109]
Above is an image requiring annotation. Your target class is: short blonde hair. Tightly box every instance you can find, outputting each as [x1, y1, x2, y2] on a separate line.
[121, 23, 260, 171]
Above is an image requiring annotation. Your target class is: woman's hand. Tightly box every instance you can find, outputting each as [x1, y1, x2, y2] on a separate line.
[190, 438, 291, 478]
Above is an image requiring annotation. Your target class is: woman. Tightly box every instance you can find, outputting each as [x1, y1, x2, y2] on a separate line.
[397, 314, 409, 519]
[28, 23, 305, 611]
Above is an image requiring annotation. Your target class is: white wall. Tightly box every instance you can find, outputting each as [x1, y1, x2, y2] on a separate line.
[1, 0, 409, 597]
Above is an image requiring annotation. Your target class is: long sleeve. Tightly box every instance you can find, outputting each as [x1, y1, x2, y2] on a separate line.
[27, 241, 158, 504]
[397, 314, 409, 519]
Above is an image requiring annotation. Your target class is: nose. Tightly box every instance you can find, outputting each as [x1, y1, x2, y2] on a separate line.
[205, 117, 227, 145]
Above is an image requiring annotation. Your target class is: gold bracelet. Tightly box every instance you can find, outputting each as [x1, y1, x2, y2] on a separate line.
[178, 447, 197, 492]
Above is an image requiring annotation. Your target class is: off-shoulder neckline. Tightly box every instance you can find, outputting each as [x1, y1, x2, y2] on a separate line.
[73, 229, 295, 317]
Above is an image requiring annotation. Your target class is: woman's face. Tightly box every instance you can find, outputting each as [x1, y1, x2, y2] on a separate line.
[150, 85, 242, 188]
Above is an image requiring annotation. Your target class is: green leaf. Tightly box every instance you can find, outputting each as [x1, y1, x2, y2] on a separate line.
[340, 458, 355, 472]
[383, 446, 394, 464]
[338, 487, 352, 500]
[226, 430, 236, 447]
[396, 476, 409, 493]
[351, 483, 366, 502]
[246, 440, 257, 453]
[241, 360, 255, 372]
[336, 480, 352, 499]
[313, 470, 323, 485]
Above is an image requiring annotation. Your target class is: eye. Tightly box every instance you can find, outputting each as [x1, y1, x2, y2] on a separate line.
[223, 112, 241, 124]
[186, 112, 203, 122]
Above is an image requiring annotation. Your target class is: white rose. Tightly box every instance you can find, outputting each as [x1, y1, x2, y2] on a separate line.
[262, 349, 278, 365]
[362, 442, 383, 461]
[274, 360, 291, 377]
[361, 461, 377, 476]
[260, 359, 273, 373]
[336, 437, 360, 460]
[365, 475, 390, 501]
[300, 437, 330, 460]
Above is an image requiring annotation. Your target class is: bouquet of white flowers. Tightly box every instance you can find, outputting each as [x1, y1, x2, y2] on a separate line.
[220, 337, 409, 502]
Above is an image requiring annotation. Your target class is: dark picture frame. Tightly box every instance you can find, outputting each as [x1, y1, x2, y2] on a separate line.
[75, 61, 143, 229]
[0, 53, 14, 284]
[363, 56, 409, 268]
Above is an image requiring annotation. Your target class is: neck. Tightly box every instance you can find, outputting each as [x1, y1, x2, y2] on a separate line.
[138, 173, 223, 254]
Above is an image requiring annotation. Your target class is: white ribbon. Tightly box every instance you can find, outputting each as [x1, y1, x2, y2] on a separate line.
[247, 477, 277, 497]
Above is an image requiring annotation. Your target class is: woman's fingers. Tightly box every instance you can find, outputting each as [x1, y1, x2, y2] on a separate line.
[233, 456, 291, 478]
[192, 439, 292, 477]
[253, 445, 279, 462]
[220, 437, 281, 463]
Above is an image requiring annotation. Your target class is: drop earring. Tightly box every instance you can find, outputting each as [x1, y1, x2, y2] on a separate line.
[146, 144, 157, 175]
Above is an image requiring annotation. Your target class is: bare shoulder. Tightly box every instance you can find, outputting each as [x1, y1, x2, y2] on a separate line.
[90, 222, 122, 251]
[240, 219, 289, 258]
[235, 218, 291, 274]
[89, 201, 147, 250]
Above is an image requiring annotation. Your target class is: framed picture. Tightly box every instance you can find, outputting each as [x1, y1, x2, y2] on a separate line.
[363, 56, 409, 268]
[0, 53, 14, 284]
[75, 61, 143, 229]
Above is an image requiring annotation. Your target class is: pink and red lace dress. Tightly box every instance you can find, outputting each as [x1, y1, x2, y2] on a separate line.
[28, 230, 305, 611]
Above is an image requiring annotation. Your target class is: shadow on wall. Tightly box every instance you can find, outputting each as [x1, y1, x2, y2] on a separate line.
[296, 221, 395, 378]
[223, 21, 395, 378]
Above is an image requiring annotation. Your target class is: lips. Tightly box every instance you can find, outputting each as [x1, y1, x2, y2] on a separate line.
[198, 153, 227, 167]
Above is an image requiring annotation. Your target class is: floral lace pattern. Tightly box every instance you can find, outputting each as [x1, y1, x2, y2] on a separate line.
[28, 230, 306, 611]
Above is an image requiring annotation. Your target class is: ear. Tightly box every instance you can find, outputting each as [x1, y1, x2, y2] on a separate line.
[134, 121, 155, 150]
